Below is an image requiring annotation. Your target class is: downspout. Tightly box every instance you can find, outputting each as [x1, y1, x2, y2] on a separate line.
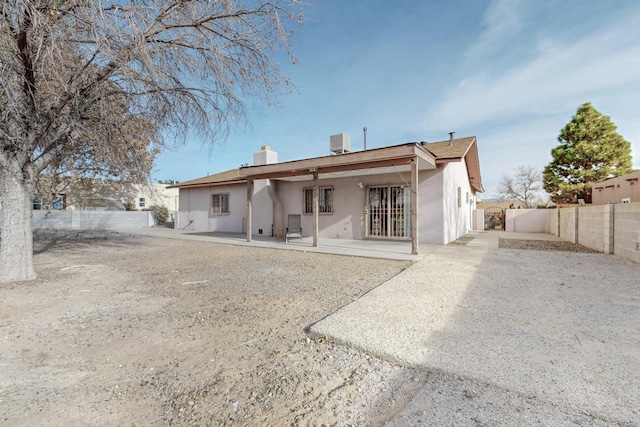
[266, 179, 283, 231]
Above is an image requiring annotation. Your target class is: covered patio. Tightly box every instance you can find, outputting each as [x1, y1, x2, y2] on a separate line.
[241, 143, 438, 255]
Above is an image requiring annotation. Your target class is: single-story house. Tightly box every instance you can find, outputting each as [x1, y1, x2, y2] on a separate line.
[592, 171, 640, 204]
[170, 134, 483, 254]
[33, 177, 179, 213]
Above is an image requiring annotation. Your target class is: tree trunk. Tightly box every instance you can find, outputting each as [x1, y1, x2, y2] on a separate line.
[0, 161, 36, 283]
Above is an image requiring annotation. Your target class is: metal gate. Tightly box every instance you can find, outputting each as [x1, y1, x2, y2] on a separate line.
[367, 185, 410, 239]
[484, 207, 505, 230]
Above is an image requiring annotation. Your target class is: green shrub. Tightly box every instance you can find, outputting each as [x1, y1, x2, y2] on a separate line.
[149, 205, 169, 224]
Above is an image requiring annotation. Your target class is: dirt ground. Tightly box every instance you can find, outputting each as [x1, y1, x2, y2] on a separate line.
[2, 230, 420, 426]
[1, 231, 632, 426]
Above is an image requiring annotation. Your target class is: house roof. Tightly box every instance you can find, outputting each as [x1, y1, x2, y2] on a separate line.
[167, 168, 245, 189]
[242, 142, 437, 181]
[171, 136, 484, 193]
[423, 136, 476, 159]
[423, 136, 484, 193]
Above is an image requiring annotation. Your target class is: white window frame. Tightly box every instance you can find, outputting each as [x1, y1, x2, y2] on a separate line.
[303, 186, 333, 214]
[139, 197, 146, 208]
[211, 193, 230, 216]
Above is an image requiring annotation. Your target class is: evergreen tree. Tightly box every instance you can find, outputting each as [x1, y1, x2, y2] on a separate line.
[543, 103, 633, 204]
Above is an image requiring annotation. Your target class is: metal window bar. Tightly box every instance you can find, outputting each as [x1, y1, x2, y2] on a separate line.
[368, 185, 409, 238]
[221, 194, 229, 214]
[212, 194, 220, 215]
[305, 187, 332, 213]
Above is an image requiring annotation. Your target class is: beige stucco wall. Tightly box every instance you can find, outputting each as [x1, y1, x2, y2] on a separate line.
[250, 179, 276, 236]
[176, 162, 475, 245]
[418, 168, 446, 244]
[42, 177, 179, 212]
[548, 208, 559, 236]
[474, 209, 485, 231]
[136, 184, 179, 213]
[441, 160, 475, 244]
[504, 209, 549, 232]
[267, 167, 464, 245]
[276, 176, 367, 240]
[276, 172, 419, 241]
[177, 184, 247, 232]
[592, 171, 640, 204]
[613, 202, 640, 263]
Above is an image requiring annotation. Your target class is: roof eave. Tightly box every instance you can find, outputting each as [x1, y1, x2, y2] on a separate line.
[171, 179, 247, 189]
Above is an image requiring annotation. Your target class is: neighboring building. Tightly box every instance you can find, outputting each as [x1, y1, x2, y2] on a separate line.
[171, 134, 483, 250]
[33, 177, 179, 214]
[592, 171, 640, 205]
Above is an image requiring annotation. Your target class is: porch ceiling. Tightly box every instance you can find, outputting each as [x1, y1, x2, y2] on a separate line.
[241, 143, 436, 181]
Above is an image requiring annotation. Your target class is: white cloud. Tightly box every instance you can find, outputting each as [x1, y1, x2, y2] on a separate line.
[428, 9, 640, 131]
[466, 0, 527, 61]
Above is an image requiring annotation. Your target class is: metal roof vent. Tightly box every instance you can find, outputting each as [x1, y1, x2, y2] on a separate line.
[330, 133, 351, 154]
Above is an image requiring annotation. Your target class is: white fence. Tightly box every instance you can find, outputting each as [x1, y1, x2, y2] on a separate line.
[475, 203, 640, 264]
[33, 210, 155, 230]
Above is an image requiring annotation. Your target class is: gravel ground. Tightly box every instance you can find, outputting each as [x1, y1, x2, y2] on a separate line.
[1, 230, 635, 426]
[498, 238, 600, 253]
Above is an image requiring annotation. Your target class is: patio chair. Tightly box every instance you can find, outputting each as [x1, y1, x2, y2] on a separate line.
[285, 214, 302, 243]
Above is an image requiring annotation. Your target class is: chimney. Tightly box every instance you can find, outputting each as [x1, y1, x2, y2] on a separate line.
[253, 145, 278, 166]
[448, 132, 455, 146]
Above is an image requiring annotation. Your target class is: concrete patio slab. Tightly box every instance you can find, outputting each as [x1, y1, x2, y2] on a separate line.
[123, 227, 439, 261]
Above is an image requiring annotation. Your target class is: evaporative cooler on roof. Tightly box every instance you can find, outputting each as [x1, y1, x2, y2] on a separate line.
[330, 133, 351, 154]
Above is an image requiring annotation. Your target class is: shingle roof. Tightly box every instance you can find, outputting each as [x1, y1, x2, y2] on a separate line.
[422, 136, 476, 159]
[171, 136, 483, 192]
[423, 136, 484, 192]
[168, 168, 245, 189]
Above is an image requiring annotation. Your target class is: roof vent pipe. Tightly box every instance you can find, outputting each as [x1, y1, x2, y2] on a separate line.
[448, 132, 455, 146]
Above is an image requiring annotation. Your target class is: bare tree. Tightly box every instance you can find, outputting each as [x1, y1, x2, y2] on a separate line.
[496, 165, 545, 208]
[0, 1, 304, 282]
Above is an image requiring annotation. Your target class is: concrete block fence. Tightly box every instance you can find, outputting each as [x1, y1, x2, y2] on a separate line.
[33, 210, 155, 230]
[476, 202, 640, 264]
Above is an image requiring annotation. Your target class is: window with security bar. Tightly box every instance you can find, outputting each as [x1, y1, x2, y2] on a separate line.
[303, 187, 333, 214]
[367, 185, 411, 239]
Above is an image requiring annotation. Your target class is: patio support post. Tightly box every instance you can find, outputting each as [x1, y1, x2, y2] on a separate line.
[313, 172, 319, 247]
[411, 156, 419, 255]
[246, 179, 253, 242]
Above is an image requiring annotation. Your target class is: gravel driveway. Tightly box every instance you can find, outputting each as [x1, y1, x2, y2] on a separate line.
[310, 238, 640, 425]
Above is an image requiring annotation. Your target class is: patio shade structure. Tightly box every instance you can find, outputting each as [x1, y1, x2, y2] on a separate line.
[241, 143, 439, 255]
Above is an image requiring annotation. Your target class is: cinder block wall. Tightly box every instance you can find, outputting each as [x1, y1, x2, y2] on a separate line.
[546, 202, 639, 263]
[558, 208, 578, 243]
[614, 203, 640, 263]
[577, 205, 610, 252]
[33, 211, 153, 229]
[33, 211, 73, 229]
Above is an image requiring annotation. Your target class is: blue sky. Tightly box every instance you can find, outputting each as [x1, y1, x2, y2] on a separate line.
[153, 0, 640, 198]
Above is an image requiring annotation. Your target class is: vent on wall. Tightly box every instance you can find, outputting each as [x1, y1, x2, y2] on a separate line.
[330, 133, 351, 154]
